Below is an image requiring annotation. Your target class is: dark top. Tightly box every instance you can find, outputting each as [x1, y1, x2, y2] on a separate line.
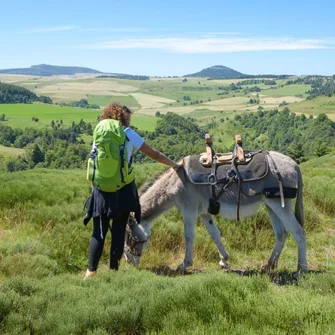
[84, 181, 141, 223]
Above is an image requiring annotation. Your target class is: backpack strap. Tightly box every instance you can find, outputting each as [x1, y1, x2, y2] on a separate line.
[123, 127, 133, 169]
[119, 141, 126, 183]
[91, 149, 97, 182]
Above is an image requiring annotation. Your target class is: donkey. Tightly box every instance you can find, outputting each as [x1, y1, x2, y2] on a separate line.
[125, 151, 308, 273]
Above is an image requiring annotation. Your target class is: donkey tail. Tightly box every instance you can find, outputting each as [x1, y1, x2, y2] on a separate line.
[295, 166, 304, 227]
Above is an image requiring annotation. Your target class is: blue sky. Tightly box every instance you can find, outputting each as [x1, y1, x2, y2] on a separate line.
[1, 0, 334, 76]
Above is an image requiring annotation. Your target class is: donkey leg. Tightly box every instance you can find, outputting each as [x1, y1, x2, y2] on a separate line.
[200, 213, 230, 268]
[264, 205, 288, 271]
[264, 199, 308, 273]
[177, 210, 197, 271]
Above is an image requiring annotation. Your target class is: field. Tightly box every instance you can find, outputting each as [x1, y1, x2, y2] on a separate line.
[0, 103, 158, 132]
[261, 84, 311, 98]
[289, 96, 335, 119]
[87, 94, 141, 108]
[0, 156, 334, 333]
[0, 145, 25, 157]
[4, 74, 332, 121]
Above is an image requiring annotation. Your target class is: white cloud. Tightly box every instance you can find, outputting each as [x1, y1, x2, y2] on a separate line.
[74, 37, 333, 53]
[26, 25, 80, 33]
[79, 27, 148, 33]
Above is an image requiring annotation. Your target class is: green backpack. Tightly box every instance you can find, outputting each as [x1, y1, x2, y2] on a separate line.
[87, 119, 134, 192]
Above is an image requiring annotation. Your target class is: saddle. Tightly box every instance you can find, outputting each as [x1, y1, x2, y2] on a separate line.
[187, 134, 268, 185]
[200, 135, 248, 166]
[184, 134, 272, 219]
[186, 151, 268, 185]
[199, 152, 252, 166]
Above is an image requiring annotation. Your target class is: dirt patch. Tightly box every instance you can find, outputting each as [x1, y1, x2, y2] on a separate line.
[259, 96, 304, 104]
[147, 265, 204, 276]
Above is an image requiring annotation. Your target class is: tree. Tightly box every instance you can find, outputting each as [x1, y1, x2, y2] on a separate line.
[26, 143, 44, 166]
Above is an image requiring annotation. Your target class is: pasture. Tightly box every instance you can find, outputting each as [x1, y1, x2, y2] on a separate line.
[0, 103, 158, 132]
[261, 84, 311, 98]
[0, 145, 25, 157]
[0, 156, 334, 333]
[289, 96, 335, 119]
[1, 74, 318, 120]
[87, 94, 141, 108]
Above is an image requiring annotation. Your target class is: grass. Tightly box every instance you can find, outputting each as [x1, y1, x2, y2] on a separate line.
[139, 79, 236, 103]
[0, 103, 158, 132]
[87, 94, 141, 108]
[0, 156, 334, 333]
[0, 270, 334, 334]
[0, 103, 100, 128]
[261, 84, 311, 98]
[5, 76, 331, 126]
[0, 145, 25, 157]
[289, 96, 335, 118]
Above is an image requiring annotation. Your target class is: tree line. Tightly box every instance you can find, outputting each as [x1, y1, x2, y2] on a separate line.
[0, 121, 90, 171]
[233, 108, 335, 162]
[0, 82, 52, 104]
[2, 109, 335, 172]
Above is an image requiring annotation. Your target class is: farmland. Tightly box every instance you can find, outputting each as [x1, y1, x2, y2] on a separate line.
[0, 103, 158, 132]
[2, 73, 335, 124]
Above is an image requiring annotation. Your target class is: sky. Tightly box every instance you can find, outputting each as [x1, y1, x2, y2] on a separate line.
[1, 0, 335, 76]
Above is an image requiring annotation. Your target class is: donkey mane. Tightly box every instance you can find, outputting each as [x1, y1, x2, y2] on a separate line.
[138, 168, 173, 197]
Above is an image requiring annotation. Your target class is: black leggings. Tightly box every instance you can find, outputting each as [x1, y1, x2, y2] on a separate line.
[88, 212, 129, 271]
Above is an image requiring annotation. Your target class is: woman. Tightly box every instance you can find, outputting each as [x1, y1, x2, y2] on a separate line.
[85, 103, 180, 278]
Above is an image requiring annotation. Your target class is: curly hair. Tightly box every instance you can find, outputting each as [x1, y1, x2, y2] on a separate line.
[99, 103, 132, 127]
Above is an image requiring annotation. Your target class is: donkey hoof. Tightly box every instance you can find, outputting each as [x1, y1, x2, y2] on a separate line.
[177, 262, 191, 272]
[219, 260, 230, 269]
[294, 267, 309, 280]
[262, 264, 272, 274]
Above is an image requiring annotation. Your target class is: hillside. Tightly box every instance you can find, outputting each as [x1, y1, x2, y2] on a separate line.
[0, 64, 101, 76]
[0, 158, 334, 333]
[184, 65, 246, 79]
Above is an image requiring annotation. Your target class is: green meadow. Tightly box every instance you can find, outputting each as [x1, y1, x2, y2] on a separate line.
[139, 79, 244, 103]
[3, 75, 326, 123]
[87, 94, 141, 108]
[261, 84, 311, 98]
[289, 96, 335, 119]
[0, 103, 158, 132]
[0, 145, 25, 157]
[0, 154, 334, 333]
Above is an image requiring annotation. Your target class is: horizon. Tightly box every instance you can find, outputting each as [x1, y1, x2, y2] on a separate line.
[1, 0, 335, 76]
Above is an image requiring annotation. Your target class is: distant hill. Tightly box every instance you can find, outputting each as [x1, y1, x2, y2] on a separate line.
[184, 65, 246, 79]
[0, 64, 101, 76]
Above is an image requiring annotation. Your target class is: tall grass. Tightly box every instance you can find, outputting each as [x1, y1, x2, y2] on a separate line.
[0, 270, 334, 334]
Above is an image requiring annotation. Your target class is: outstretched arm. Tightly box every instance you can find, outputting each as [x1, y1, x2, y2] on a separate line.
[139, 142, 181, 170]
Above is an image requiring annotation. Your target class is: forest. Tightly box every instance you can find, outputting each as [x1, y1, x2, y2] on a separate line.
[2, 109, 335, 172]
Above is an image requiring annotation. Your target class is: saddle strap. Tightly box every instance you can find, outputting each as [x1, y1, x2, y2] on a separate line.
[265, 152, 285, 208]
